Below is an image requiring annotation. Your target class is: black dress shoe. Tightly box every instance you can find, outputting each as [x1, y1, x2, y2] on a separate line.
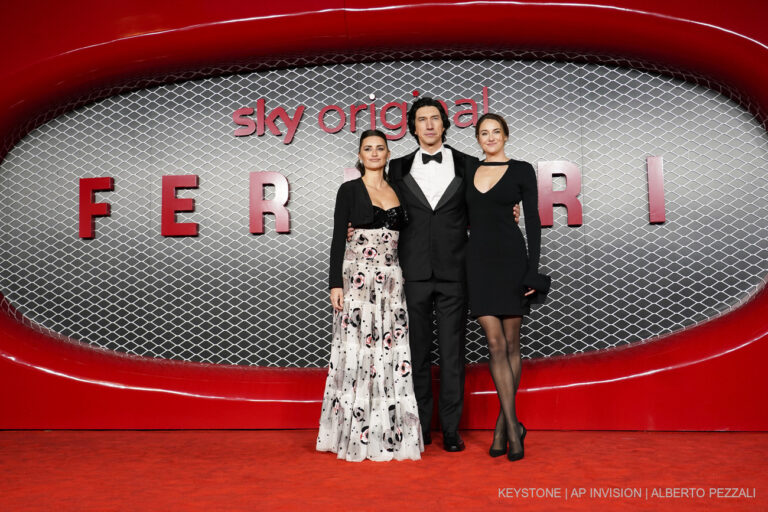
[423, 431, 432, 445]
[443, 432, 465, 452]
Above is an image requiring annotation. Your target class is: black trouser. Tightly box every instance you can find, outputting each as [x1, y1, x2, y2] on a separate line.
[404, 278, 467, 435]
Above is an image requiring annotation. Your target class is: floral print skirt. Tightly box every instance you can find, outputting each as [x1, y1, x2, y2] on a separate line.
[316, 228, 423, 461]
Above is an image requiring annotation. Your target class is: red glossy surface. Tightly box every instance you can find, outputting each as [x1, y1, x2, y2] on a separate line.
[0, 1, 767, 429]
[0, 295, 326, 428]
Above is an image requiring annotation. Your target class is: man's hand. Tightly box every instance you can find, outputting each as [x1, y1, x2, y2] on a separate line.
[514, 203, 520, 223]
[330, 288, 344, 311]
[346, 222, 354, 241]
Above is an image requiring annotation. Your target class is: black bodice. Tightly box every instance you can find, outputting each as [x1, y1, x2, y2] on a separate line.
[357, 205, 408, 231]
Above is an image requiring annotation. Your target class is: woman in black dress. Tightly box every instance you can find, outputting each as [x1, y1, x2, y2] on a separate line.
[466, 114, 549, 461]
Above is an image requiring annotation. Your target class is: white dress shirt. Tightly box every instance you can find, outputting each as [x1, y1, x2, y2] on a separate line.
[409, 146, 455, 210]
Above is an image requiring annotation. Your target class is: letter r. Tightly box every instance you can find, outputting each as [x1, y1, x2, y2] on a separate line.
[536, 161, 583, 227]
[250, 171, 290, 234]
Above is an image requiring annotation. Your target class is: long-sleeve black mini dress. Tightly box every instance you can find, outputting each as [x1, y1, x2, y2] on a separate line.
[465, 159, 550, 317]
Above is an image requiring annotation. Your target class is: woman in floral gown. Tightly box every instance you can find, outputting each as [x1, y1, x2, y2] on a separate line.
[316, 129, 423, 461]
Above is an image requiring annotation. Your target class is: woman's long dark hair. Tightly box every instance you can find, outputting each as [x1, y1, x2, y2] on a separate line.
[356, 129, 390, 180]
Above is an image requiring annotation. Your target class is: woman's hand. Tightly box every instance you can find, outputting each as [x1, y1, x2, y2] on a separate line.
[346, 222, 354, 241]
[330, 288, 344, 311]
[524, 288, 536, 297]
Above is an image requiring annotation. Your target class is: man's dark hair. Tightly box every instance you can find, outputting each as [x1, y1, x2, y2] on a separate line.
[407, 96, 451, 143]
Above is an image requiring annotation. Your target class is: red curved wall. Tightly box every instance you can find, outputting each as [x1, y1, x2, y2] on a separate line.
[1, 0, 766, 429]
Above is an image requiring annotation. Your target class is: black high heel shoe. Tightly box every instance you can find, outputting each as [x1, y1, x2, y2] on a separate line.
[507, 423, 525, 462]
[489, 442, 507, 457]
[491, 423, 526, 458]
[489, 432, 507, 457]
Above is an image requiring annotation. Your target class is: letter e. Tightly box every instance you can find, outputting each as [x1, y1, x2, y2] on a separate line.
[161, 175, 199, 236]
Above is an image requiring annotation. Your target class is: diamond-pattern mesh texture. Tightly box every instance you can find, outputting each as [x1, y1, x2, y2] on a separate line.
[0, 60, 766, 366]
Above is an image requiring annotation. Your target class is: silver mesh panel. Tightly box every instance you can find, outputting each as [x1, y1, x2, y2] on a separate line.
[0, 59, 766, 366]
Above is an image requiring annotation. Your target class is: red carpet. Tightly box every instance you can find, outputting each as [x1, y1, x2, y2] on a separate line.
[1, 430, 765, 511]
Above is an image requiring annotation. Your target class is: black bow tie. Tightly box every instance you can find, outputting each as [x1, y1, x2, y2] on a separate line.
[422, 152, 443, 165]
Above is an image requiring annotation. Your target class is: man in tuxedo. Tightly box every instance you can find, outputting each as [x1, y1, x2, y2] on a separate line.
[387, 97, 475, 451]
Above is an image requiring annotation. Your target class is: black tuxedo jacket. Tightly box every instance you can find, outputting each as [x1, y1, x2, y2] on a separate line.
[389, 145, 477, 282]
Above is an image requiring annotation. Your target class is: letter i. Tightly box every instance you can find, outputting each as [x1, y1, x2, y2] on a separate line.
[647, 156, 665, 223]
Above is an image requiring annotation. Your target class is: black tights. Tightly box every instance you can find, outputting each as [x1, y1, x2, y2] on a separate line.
[478, 315, 523, 453]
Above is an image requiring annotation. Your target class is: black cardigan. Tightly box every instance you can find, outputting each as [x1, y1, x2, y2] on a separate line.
[328, 178, 406, 289]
